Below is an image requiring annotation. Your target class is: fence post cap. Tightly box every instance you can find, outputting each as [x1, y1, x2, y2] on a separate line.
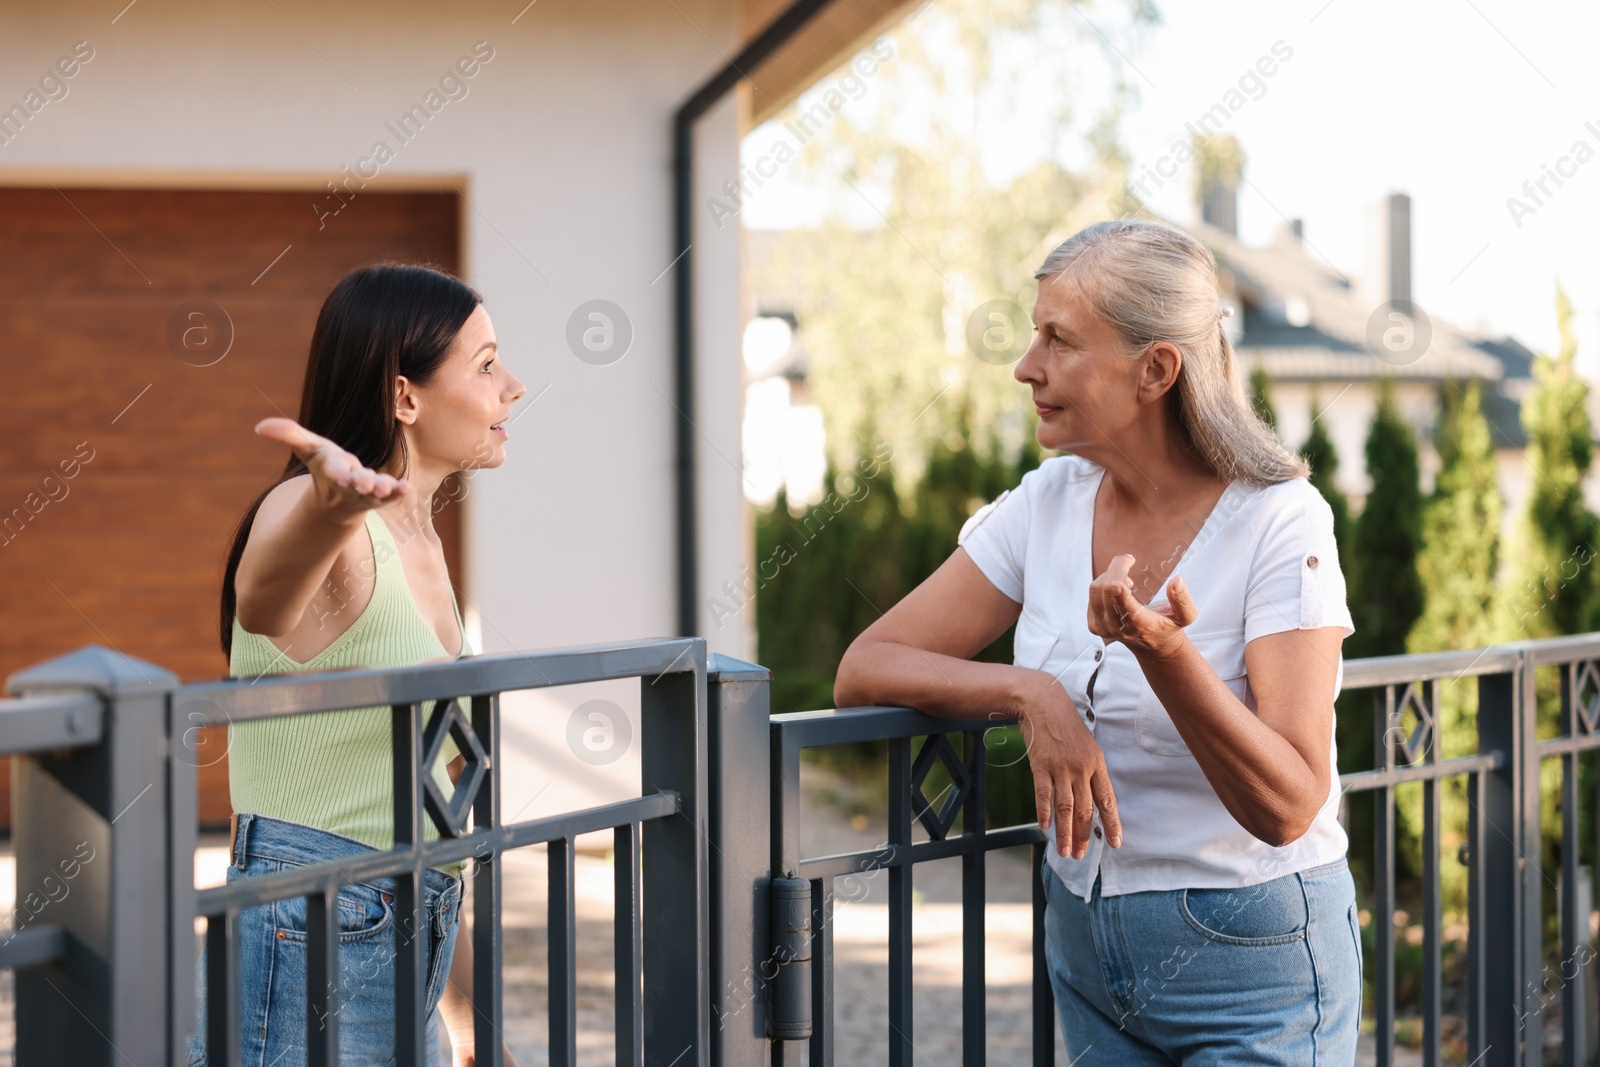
[707, 652, 771, 683]
[5, 644, 178, 699]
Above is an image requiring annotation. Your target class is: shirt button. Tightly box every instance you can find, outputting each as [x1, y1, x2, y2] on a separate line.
[1094, 649, 1103, 661]
[1085, 709, 1096, 723]
[1093, 826, 1103, 839]
[1306, 555, 1319, 568]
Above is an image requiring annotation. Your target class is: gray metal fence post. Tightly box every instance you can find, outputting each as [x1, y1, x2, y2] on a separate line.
[6, 645, 186, 1067]
[706, 653, 774, 1066]
[1514, 654, 1546, 1067]
[640, 639, 710, 1065]
[1478, 662, 1537, 1067]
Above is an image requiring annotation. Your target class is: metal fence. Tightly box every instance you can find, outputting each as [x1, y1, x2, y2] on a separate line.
[765, 707, 1052, 1067]
[0, 640, 709, 1067]
[1340, 633, 1600, 1067]
[2, 633, 1599, 1066]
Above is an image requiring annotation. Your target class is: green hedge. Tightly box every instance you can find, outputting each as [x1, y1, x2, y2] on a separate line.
[754, 422, 1043, 827]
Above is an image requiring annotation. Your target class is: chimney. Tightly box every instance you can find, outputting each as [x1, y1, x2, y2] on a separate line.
[1366, 192, 1411, 307]
[1200, 176, 1238, 237]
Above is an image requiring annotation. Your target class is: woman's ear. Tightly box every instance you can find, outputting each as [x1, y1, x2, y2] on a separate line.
[1138, 342, 1183, 404]
[394, 374, 421, 426]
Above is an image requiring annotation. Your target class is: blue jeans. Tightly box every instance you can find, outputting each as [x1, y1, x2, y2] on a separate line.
[186, 813, 464, 1067]
[1041, 856, 1363, 1065]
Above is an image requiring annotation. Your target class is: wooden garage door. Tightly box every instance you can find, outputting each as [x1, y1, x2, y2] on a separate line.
[0, 186, 463, 829]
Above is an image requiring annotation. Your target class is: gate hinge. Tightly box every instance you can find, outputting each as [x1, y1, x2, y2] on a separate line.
[767, 876, 812, 1041]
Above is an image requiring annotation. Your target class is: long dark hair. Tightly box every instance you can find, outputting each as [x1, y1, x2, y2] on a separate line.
[219, 263, 482, 658]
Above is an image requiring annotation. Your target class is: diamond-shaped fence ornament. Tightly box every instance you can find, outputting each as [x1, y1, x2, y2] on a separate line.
[910, 734, 972, 841]
[1389, 682, 1435, 766]
[1574, 662, 1600, 735]
[421, 697, 489, 838]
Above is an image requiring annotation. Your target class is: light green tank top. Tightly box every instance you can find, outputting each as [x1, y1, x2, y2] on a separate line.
[228, 509, 474, 874]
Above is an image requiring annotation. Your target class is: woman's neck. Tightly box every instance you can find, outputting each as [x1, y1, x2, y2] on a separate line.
[376, 454, 449, 543]
[1084, 418, 1222, 518]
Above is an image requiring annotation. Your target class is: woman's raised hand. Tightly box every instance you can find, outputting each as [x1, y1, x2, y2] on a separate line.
[254, 417, 409, 514]
[1088, 554, 1198, 658]
[1017, 672, 1121, 859]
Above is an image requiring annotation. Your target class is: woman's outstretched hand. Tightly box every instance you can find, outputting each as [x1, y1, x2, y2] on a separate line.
[1016, 671, 1121, 858]
[1088, 554, 1198, 658]
[254, 417, 409, 514]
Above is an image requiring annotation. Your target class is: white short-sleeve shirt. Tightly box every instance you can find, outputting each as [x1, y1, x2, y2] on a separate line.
[958, 454, 1355, 901]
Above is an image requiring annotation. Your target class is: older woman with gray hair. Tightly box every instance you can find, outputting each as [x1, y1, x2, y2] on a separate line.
[835, 218, 1361, 1064]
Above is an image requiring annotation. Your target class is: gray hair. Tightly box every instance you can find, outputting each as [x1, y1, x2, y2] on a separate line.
[1034, 219, 1308, 487]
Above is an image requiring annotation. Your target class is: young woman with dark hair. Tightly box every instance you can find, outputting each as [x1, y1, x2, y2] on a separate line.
[188, 263, 525, 1067]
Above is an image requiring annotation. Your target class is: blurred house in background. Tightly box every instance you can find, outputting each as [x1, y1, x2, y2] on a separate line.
[741, 309, 827, 507]
[745, 182, 1543, 541]
[1194, 181, 1538, 534]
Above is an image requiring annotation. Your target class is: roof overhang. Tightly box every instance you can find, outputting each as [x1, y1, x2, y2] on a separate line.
[739, 0, 922, 125]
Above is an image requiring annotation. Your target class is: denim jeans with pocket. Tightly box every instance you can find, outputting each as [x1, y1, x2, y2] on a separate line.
[1041, 855, 1363, 1065]
[186, 813, 464, 1067]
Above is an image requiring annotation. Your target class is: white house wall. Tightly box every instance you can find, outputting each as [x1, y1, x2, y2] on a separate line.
[1265, 379, 1529, 548]
[692, 91, 760, 664]
[1, 0, 750, 833]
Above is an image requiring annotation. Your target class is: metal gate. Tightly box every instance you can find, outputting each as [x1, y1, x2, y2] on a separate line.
[2, 634, 1598, 1066]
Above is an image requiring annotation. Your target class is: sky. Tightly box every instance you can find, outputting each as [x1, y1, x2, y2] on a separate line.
[741, 0, 1600, 365]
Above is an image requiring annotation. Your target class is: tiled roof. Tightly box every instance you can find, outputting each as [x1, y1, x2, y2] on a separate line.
[1184, 219, 1526, 386]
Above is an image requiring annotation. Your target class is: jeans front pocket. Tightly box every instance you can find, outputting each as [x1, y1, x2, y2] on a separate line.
[274, 877, 395, 945]
[264, 887, 410, 1066]
[1180, 874, 1309, 945]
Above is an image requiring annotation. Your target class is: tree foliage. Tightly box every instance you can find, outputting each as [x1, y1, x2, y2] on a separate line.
[1394, 379, 1502, 922]
[1249, 365, 1277, 431]
[1512, 283, 1600, 638]
[1299, 394, 1353, 560]
[747, 0, 1156, 492]
[1192, 132, 1246, 205]
[1409, 380, 1501, 655]
[1348, 380, 1424, 660]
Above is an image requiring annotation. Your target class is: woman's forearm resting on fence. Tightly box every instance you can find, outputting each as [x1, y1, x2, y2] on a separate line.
[835, 551, 1122, 859]
[834, 549, 1033, 721]
[836, 637, 1051, 722]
